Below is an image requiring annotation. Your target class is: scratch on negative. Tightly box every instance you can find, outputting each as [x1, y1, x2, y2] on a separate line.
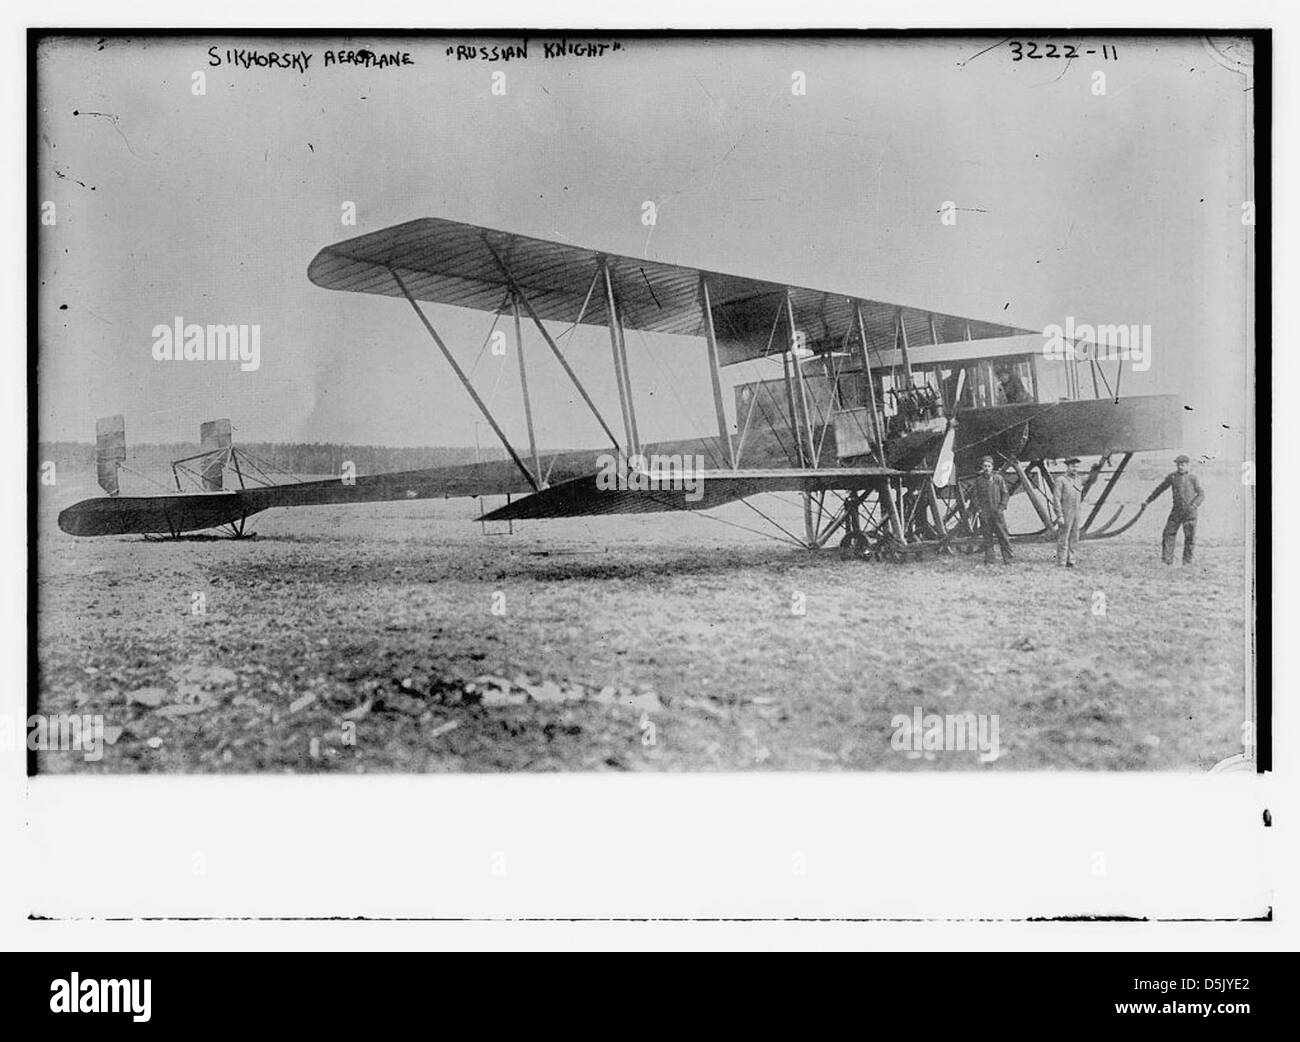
[957, 39, 1012, 68]
[74, 109, 140, 157]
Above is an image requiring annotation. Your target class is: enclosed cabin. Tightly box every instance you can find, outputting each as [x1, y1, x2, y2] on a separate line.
[722, 291, 1177, 470]
[719, 291, 1047, 464]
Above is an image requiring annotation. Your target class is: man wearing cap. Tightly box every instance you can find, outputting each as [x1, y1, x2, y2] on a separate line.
[1052, 457, 1084, 567]
[996, 365, 1030, 405]
[971, 455, 1014, 564]
[1144, 454, 1204, 565]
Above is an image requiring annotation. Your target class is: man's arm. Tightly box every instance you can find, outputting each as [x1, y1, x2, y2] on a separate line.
[1188, 475, 1205, 512]
[998, 474, 1010, 511]
[1144, 474, 1172, 505]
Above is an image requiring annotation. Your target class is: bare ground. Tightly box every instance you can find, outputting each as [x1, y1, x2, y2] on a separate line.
[34, 476, 1253, 773]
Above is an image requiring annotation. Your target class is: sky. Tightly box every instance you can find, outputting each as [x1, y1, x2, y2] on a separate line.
[36, 32, 1256, 458]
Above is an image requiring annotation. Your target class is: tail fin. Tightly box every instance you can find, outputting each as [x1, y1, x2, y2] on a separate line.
[198, 419, 232, 491]
[94, 415, 126, 495]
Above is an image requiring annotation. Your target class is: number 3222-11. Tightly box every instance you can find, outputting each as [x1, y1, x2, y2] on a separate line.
[1009, 42, 1120, 61]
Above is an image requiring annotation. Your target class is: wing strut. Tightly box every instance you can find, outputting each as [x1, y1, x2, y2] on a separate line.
[698, 276, 737, 468]
[852, 301, 889, 468]
[896, 309, 916, 390]
[733, 301, 787, 467]
[480, 239, 623, 454]
[785, 288, 818, 467]
[855, 299, 906, 544]
[510, 292, 544, 486]
[602, 261, 639, 456]
[388, 266, 540, 493]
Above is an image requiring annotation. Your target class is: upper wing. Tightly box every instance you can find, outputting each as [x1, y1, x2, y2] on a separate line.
[307, 217, 1033, 366]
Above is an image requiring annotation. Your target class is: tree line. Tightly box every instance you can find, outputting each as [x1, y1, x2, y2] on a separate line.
[39, 441, 506, 477]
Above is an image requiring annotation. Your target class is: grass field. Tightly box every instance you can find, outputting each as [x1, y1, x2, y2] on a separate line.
[34, 465, 1254, 773]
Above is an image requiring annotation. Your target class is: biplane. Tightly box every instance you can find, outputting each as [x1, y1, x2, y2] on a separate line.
[57, 217, 1181, 558]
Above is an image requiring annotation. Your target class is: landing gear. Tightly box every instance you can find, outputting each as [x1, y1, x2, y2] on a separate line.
[816, 475, 981, 563]
[807, 488, 894, 556]
[838, 531, 871, 560]
[222, 514, 254, 539]
[799, 451, 1146, 562]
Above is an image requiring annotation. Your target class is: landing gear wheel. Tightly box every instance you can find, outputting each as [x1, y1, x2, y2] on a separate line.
[871, 534, 905, 563]
[839, 532, 871, 560]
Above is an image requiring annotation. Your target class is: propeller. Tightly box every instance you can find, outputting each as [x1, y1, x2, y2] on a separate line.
[931, 368, 966, 486]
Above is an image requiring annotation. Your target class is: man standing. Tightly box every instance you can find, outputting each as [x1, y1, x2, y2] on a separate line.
[1145, 454, 1205, 565]
[972, 455, 1014, 564]
[1052, 457, 1084, 567]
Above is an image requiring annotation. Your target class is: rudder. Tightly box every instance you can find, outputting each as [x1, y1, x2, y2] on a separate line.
[94, 415, 126, 495]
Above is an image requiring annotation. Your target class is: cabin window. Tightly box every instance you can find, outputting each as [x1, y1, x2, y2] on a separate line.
[992, 358, 1035, 405]
[834, 371, 870, 411]
[837, 355, 1047, 418]
[928, 364, 982, 412]
[878, 373, 898, 417]
[949, 362, 991, 408]
[1035, 355, 1075, 402]
[915, 368, 945, 404]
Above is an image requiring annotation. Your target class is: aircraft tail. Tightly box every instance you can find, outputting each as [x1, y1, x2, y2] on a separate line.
[94, 415, 126, 495]
[198, 419, 232, 491]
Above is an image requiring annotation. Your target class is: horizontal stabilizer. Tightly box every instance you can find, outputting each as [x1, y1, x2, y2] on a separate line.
[58, 492, 250, 538]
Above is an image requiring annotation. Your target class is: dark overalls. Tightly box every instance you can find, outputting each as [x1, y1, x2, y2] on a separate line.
[1146, 471, 1204, 564]
[972, 471, 1014, 564]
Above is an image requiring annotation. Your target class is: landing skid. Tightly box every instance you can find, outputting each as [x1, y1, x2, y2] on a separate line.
[140, 514, 256, 541]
